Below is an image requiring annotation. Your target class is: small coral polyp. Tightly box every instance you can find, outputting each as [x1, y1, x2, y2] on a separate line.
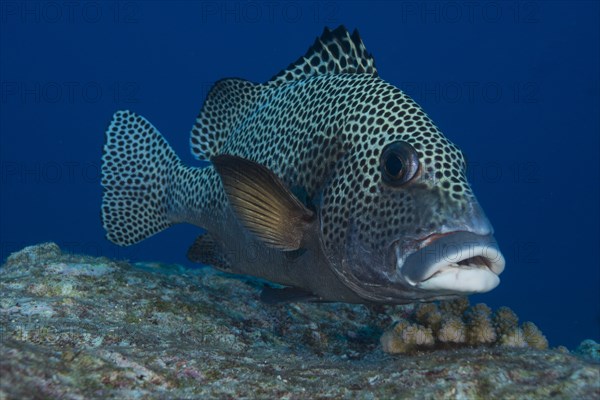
[381, 298, 548, 354]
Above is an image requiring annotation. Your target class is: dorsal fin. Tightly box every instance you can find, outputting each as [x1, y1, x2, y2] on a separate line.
[268, 25, 378, 86]
[190, 26, 377, 161]
[190, 78, 265, 161]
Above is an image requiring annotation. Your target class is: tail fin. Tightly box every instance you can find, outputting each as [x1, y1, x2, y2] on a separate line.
[101, 110, 181, 246]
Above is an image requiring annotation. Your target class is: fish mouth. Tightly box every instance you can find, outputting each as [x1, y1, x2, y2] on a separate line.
[398, 231, 505, 294]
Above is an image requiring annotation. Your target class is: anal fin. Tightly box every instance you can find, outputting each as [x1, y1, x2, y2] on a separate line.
[260, 286, 321, 304]
[187, 233, 232, 272]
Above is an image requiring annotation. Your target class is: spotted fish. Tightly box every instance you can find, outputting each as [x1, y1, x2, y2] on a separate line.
[101, 26, 505, 304]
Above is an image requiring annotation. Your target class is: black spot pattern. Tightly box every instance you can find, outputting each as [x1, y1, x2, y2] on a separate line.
[102, 111, 222, 245]
[191, 79, 266, 161]
[186, 27, 474, 265]
[268, 26, 377, 86]
[193, 75, 470, 263]
[102, 26, 477, 274]
[191, 26, 376, 161]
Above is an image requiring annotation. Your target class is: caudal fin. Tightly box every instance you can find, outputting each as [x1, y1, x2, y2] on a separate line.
[101, 110, 181, 246]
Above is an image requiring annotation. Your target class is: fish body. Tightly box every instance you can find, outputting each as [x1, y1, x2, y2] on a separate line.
[101, 26, 505, 304]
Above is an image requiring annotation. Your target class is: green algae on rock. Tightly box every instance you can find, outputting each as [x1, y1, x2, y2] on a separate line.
[1, 243, 598, 399]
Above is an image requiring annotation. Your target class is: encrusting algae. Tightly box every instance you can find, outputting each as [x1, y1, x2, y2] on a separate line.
[381, 297, 548, 354]
[2, 243, 598, 399]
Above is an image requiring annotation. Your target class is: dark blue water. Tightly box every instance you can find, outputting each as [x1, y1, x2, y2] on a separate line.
[1, 1, 598, 350]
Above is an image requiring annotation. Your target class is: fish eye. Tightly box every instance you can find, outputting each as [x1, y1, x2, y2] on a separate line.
[380, 141, 419, 186]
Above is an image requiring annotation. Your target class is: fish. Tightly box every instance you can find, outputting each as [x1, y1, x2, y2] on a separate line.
[101, 26, 505, 304]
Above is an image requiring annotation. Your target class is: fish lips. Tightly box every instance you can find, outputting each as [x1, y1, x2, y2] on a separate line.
[397, 231, 505, 294]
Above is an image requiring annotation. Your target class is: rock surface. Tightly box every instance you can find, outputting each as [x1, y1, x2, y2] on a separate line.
[1, 243, 598, 399]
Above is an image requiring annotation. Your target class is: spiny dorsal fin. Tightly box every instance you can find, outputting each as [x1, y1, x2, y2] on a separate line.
[212, 154, 315, 251]
[190, 78, 265, 161]
[269, 25, 378, 86]
[190, 27, 376, 161]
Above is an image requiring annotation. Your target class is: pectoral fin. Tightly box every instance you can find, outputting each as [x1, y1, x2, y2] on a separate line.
[212, 154, 315, 251]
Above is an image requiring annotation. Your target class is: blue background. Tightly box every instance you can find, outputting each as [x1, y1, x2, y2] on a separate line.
[1, 1, 598, 349]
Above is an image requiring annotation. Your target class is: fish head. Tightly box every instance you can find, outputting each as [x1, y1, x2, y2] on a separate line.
[318, 85, 505, 303]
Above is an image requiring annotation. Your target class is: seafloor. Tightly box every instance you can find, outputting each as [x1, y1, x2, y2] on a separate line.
[1, 243, 598, 399]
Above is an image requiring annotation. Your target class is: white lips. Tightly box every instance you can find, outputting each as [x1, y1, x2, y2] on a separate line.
[404, 243, 506, 294]
[418, 266, 500, 293]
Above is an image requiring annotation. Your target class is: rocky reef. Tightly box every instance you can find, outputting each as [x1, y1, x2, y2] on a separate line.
[1, 243, 598, 399]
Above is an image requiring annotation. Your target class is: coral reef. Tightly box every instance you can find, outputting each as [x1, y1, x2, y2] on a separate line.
[437, 316, 466, 344]
[381, 299, 550, 354]
[575, 340, 600, 362]
[1, 243, 598, 399]
[522, 321, 550, 350]
[380, 319, 435, 353]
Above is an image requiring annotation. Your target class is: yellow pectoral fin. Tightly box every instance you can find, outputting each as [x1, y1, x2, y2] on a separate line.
[212, 154, 315, 251]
